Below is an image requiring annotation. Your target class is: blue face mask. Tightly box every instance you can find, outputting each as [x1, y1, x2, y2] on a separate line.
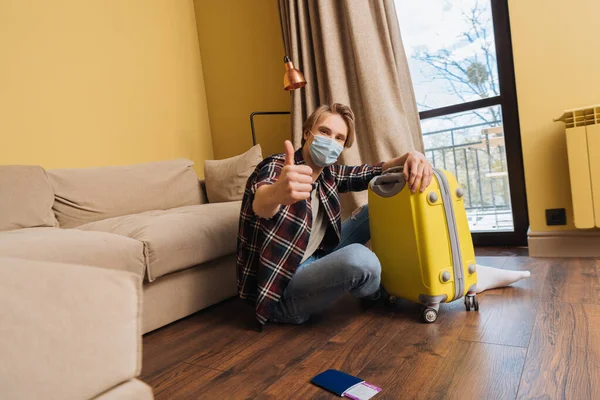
[309, 132, 344, 167]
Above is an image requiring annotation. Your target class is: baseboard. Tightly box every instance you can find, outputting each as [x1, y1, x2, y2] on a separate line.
[528, 228, 600, 258]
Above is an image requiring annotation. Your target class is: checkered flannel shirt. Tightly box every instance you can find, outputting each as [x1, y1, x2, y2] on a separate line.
[236, 148, 384, 325]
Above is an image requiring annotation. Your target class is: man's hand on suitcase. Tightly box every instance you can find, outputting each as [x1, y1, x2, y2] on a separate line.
[273, 140, 314, 205]
[402, 151, 433, 193]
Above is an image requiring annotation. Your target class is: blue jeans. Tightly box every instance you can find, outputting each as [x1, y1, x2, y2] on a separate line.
[269, 205, 381, 324]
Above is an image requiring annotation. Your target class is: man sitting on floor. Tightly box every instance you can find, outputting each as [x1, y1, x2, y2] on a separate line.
[236, 103, 529, 328]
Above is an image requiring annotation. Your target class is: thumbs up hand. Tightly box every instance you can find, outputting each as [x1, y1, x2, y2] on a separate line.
[273, 140, 314, 205]
[252, 141, 314, 218]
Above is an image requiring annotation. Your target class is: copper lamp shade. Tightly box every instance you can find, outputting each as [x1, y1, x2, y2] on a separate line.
[283, 56, 306, 91]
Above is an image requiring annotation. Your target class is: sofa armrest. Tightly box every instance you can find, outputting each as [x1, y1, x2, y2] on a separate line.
[0, 257, 144, 400]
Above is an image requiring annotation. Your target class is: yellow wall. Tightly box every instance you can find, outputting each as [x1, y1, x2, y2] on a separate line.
[194, 0, 290, 160]
[509, 0, 600, 232]
[0, 0, 213, 177]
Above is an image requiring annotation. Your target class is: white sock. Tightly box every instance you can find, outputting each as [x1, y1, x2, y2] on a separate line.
[475, 265, 531, 293]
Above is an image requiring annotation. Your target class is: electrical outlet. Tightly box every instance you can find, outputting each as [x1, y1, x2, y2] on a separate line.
[546, 208, 567, 226]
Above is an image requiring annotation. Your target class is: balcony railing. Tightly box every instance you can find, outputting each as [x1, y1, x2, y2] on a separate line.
[422, 121, 513, 232]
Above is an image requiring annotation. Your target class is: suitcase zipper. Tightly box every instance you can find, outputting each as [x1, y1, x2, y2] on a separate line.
[431, 169, 464, 300]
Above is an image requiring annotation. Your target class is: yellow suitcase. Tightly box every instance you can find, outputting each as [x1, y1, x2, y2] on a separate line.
[368, 167, 478, 323]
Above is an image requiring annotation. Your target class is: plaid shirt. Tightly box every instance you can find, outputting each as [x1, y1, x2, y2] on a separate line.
[236, 148, 384, 324]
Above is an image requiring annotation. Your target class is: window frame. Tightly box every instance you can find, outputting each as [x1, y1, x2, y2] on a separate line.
[415, 0, 529, 246]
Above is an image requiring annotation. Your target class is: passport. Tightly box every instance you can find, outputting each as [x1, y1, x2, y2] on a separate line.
[310, 369, 381, 399]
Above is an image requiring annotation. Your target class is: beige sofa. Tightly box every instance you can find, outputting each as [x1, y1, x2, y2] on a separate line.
[0, 257, 153, 400]
[0, 159, 242, 334]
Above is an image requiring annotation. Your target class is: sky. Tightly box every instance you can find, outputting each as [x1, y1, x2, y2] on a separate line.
[394, 0, 502, 144]
[395, 0, 483, 58]
[395, 1, 498, 110]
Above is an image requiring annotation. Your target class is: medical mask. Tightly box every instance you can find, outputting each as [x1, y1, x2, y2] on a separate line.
[309, 132, 344, 167]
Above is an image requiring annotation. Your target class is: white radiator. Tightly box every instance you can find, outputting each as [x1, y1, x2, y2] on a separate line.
[556, 105, 600, 228]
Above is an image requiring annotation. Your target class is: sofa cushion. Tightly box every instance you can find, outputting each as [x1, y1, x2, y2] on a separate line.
[0, 228, 145, 278]
[76, 202, 242, 281]
[47, 159, 203, 228]
[0, 165, 59, 232]
[0, 257, 141, 400]
[204, 144, 263, 203]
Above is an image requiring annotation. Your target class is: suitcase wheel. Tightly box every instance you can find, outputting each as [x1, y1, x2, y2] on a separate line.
[464, 294, 480, 312]
[422, 307, 438, 323]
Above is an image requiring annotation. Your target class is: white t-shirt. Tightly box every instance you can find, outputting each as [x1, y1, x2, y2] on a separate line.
[301, 189, 327, 264]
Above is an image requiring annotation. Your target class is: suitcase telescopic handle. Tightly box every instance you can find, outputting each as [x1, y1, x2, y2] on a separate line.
[383, 165, 405, 175]
[369, 172, 406, 197]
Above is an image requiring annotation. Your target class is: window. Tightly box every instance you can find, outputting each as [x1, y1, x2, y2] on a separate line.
[395, 0, 528, 245]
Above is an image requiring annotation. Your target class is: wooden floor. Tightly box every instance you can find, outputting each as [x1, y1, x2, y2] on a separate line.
[141, 248, 600, 399]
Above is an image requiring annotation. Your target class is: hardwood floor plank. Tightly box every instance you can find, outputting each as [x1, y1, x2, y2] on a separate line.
[143, 297, 245, 346]
[260, 308, 409, 399]
[356, 298, 471, 399]
[541, 259, 600, 304]
[138, 254, 599, 400]
[183, 296, 374, 399]
[517, 302, 600, 399]
[178, 315, 266, 370]
[475, 255, 508, 268]
[459, 257, 549, 347]
[475, 246, 529, 257]
[141, 298, 255, 378]
[145, 362, 222, 400]
[423, 341, 526, 400]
